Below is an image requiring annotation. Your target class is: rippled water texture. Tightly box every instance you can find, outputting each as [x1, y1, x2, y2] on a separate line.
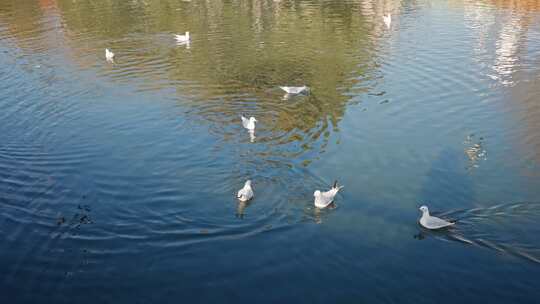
[1, 0, 540, 303]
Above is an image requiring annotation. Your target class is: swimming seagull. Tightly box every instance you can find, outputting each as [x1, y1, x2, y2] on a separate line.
[314, 180, 344, 209]
[419, 205, 455, 230]
[241, 115, 257, 132]
[175, 32, 190, 43]
[237, 180, 254, 202]
[279, 86, 308, 95]
[383, 14, 392, 29]
[105, 48, 114, 62]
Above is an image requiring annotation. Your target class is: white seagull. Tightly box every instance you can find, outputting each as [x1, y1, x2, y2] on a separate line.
[314, 181, 344, 209]
[279, 86, 308, 95]
[175, 32, 190, 43]
[241, 115, 257, 132]
[383, 14, 392, 29]
[237, 180, 254, 202]
[419, 205, 455, 230]
[105, 48, 114, 62]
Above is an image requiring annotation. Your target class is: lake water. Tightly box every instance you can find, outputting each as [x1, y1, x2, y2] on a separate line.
[1, 0, 540, 302]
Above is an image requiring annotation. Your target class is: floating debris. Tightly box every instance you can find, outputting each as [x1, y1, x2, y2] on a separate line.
[464, 133, 487, 170]
[56, 216, 65, 226]
[78, 204, 91, 212]
[368, 91, 386, 96]
[55, 204, 93, 230]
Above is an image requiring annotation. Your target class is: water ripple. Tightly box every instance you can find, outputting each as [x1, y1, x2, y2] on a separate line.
[416, 202, 540, 264]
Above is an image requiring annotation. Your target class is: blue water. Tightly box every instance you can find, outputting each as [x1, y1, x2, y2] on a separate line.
[1, 0, 540, 302]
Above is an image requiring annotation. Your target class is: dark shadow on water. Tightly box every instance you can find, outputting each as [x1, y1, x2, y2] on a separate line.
[304, 200, 339, 225]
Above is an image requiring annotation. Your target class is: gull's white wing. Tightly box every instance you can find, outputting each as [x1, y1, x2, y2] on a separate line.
[279, 86, 291, 93]
[245, 187, 253, 200]
[237, 187, 245, 198]
[241, 116, 249, 128]
[321, 188, 339, 202]
[105, 49, 114, 60]
[424, 216, 454, 229]
[314, 193, 333, 208]
[295, 86, 307, 94]
[315, 186, 341, 208]
[280, 86, 307, 94]
[175, 34, 187, 42]
[237, 184, 253, 201]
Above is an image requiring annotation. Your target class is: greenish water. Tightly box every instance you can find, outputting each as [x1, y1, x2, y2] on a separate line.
[1, 0, 540, 303]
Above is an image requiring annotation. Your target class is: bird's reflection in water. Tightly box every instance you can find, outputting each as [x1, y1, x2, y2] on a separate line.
[312, 203, 337, 224]
[176, 40, 191, 49]
[282, 91, 310, 101]
[249, 130, 256, 143]
[236, 200, 252, 219]
[413, 231, 426, 240]
[414, 226, 473, 245]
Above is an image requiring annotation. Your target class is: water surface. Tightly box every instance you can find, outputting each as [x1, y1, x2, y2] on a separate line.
[1, 0, 540, 303]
